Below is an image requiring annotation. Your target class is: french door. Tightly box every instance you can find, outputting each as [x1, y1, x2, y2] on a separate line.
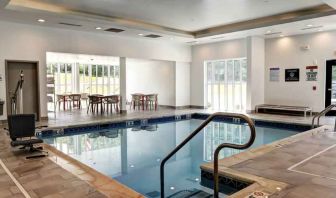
[326, 60, 336, 115]
[205, 58, 247, 111]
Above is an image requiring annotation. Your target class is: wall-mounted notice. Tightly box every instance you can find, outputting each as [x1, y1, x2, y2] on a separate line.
[269, 67, 280, 82]
[285, 68, 300, 82]
[306, 66, 318, 81]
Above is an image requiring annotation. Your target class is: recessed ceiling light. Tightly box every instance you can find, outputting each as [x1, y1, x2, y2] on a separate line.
[306, 24, 313, 27]
[95, 27, 102, 30]
[37, 19, 45, 23]
[266, 30, 272, 34]
[318, 29, 323, 32]
[138, 33, 144, 36]
[280, 34, 284, 37]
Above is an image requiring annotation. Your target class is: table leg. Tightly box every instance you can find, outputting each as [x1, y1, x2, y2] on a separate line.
[101, 101, 104, 114]
[63, 96, 66, 111]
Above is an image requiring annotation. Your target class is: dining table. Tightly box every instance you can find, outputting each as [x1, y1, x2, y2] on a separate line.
[131, 93, 158, 110]
[57, 93, 80, 111]
[89, 94, 121, 114]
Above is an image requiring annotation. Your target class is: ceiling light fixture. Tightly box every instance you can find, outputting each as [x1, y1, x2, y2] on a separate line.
[138, 33, 144, 36]
[95, 27, 102, 30]
[306, 24, 313, 27]
[318, 29, 323, 32]
[37, 19, 45, 23]
[280, 34, 284, 37]
[266, 30, 272, 34]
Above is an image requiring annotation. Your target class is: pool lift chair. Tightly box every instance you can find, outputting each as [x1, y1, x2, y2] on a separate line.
[7, 114, 48, 159]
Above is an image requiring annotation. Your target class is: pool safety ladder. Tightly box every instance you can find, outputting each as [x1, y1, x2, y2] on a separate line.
[311, 104, 336, 131]
[160, 112, 256, 198]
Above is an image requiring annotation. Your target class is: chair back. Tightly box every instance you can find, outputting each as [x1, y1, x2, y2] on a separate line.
[132, 94, 142, 101]
[7, 114, 35, 140]
[81, 93, 89, 99]
[146, 94, 157, 101]
[89, 95, 101, 103]
[105, 95, 119, 103]
[56, 94, 63, 101]
[70, 94, 81, 101]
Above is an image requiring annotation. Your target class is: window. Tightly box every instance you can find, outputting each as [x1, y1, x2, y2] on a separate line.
[52, 62, 120, 95]
[54, 63, 74, 94]
[205, 58, 247, 111]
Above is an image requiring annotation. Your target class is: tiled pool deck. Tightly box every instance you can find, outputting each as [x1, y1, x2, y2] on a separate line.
[1, 108, 336, 197]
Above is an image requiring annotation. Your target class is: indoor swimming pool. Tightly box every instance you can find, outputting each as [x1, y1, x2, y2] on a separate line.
[42, 118, 308, 197]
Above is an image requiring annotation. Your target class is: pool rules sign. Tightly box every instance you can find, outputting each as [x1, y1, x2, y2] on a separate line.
[306, 66, 318, 81]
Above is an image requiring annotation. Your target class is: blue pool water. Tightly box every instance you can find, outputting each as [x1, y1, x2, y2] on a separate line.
[43, 119, 304, 197]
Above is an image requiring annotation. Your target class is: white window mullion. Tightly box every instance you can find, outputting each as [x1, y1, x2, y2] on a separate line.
[89, 64, 92, 94]
[211, 63, 215, 109]
[225, 61, 228, 111]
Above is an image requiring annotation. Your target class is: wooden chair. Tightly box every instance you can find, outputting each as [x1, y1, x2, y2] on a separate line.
[69, 94, 81, 109]
[131, 94, 144, 110]
[87, 95, 103, 114]
[145, 94, 158, 110]
[56, 94, 64, 110]
[81, 93, 89, 108]
[103, 95, 120, 113]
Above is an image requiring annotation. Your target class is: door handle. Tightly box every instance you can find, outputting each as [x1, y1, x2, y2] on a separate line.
[328, 88, 333, 91]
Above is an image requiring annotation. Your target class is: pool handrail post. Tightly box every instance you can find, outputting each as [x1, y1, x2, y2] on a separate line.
[312, 104, 336, 129]
[213, 114, 256, 198]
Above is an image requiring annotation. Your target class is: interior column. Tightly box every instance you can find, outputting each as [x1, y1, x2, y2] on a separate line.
[120, 57, 127, 113]
[246, 36, 265, 112]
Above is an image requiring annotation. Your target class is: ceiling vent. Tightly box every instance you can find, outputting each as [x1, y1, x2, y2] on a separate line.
[301, 25, 323, 30]
[104, 28, 125, 33]
[59, 22, 82, 27]
[264, 31, 282, 36]
[144, 34, 162, 38]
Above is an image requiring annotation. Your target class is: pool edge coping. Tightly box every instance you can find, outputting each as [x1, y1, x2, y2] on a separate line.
[44, 143, 145, 198]
[200, 125, 331, 197]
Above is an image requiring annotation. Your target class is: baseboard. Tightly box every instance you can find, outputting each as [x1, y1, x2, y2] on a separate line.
[189, 105, 207, 109]
[40, 116, 48, 121]
[120, 110, 127, 114]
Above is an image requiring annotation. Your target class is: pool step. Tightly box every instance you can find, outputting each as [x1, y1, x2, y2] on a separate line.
[167, 189, 213, 198]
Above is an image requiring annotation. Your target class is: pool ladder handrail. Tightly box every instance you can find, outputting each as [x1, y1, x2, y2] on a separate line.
[159, 112, 256, 198]
[311, 104, 336, 129]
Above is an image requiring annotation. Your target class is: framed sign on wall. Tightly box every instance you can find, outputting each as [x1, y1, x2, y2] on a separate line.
[269, 67, 280, 82]
[306, 66, 318, 81]
[285, 68, 300, 82]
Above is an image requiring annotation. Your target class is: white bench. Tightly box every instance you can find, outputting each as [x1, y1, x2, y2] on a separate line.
[255, 104, 312, 117]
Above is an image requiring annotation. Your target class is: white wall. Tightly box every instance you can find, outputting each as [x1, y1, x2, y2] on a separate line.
[175, 62, 190, 107]
[265, 31, 336, 112]
[126, 58, 176, 106]
[191, 39, 247, 107]
[0, 21, 191, 120]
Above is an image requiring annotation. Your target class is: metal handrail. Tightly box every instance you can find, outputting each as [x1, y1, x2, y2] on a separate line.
[159, 112, 256, 198]
[213, 114, 256, 198]
[311, 104, 336, 129]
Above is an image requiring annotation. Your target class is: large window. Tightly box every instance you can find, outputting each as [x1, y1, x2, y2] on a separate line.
[205, 58, 247, 111]
[50, 62, 120, 95]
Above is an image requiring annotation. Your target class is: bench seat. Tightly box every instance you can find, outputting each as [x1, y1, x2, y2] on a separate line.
[255, 104, 312, 117]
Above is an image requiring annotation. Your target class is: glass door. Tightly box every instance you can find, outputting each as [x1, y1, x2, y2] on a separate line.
[326, 60, 336, 115]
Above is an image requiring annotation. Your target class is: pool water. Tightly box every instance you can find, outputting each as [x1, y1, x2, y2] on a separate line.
[43, 119, 302, 197]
